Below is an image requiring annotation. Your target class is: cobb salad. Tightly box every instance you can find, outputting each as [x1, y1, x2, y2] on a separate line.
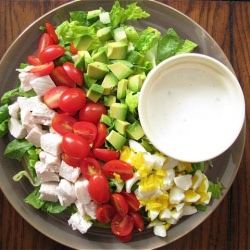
[0, 1, 223, 242]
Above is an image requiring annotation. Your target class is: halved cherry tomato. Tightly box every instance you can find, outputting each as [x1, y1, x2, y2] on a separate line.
[50, 66, 75, 87]
[61, 132, 90, 159]
[110, 193, 129, 217]
[111, 214, 134, 237]
[62, 152, 80, 167]
[43, 86, 69, 109]
[27, 55, 41, 66]
[52, 114, 76, 135]
[79, 102, 107, 124]
[45, 22, 59, 44]
[96, 204, 116, 224]
[80, 157, 103, 180]
[69, 44, 78, 55]
[62, 62, 84, 86]
[37, 33, 54, 56]
[93, 122, 107, 148]
[93, 148, 120, 162]
[116, 232, 133, 242]
[120, 191, 140, 212]
[38, 44, 65, 63]
[59, 88, 86, 113]
[103, 160, 134, 181]
[29, 61, 54, 76]
[88, 174, 111, 203]
[129, 211, 145, 232]
[73, 121, 97, 144]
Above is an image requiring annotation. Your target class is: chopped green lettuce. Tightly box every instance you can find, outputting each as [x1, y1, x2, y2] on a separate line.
[208, 179, 223, 199]
[125, 90, 139, 115]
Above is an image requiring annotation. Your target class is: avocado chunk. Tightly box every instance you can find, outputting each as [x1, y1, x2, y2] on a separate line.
[117, 79, 128, 99]
[109, 103, 128, 121]
[97, 26, 113, 42]
[106, 130, 127, 151]
[84, 74, 97, 89]
[114, 119, 130, 135]
[104, 95, 116, 107]
[127, 51, 145, 65]
[126, 121, 145, 140]
[100, 114, 113, 126]
[76, 51, 93, 71]
[87, 62, 109, 80]
[107, 41, 128, 60]
[73, 35, 93, 51]
[86, 83, 104, 102]
[101, 72, 118, 95]
[125, 26, 140, 42]
[128, 74, 144, 93]
[87, 9, 102, 21]
[92, 49, 109, 64]
[113, 27, 128, 42]
[108, 61, 133, 80]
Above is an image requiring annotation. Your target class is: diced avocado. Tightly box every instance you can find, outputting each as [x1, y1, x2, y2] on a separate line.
[97, 26, 113, 42]
[114, 119, 130, 135]
[140, 139, 156, 153]
[107, 41, 128, 60]
[128, 74, 143, 93]
[76, 51, 93, 71]
[113, 27, 128, 42]
[99, 12, 111, 24]
[100, 114, 112, 126]
[73, 35, 93, 51]
[125, 26, 140, 42]
[87, 62, 109, 80]
[127, 51, 145, 65]
[84, 74, 97, 89]
[109, 103, 128, 121]
[126, 121, 145, 140]
[106, 130, 127, 151]
[101, 72, 118, 95]
[86, 83, 104, 102]
[87, 9, 102, 20]
[104, 95, 116, 107]
[92, 49, 109, 64]
[108, 61, 133, 80]
[117, 79, 128, 99]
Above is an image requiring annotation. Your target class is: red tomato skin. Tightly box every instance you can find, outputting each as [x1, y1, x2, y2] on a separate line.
[61, 133, 90, 159]
[111, 214, 134, 237]
[103, 160, 134, 181]
[70, 44, 78, 55]
[28, 55, 41, 66]
[88, 174, 111, 203]
[43, 86, 69, 109]
[120, 191, 140, 212]
[93, 122, 107, 148]
[80, 157, 103, 180]
[110, 193, 129, 217]
[29, 61, 54, 76]
[93, 148, 120, 162]
[59, 88, 86, 113]
[45, 22, 59, 44]
[129, 211, 145, 232]
[52, 114, 76, 135]
[38, 44, 65, 63]
[37, 33, 54, 56]
[116, 232, 133, 242]
[79, 102, 107, 124]
[63, 62, 84, 86]
[62, 153, 80, 167]
[50, 66, 75, 87]
[96, 204, 116, 224]
[73, 121, 97, 144]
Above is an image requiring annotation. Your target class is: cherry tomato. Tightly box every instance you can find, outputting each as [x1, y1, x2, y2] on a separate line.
[120, 191, 140, 212]
[96, 204, 116, 224]
[37, 33, 54, 56]
[45, 22, 59, 44]
[69, 44, 78, 55]
[29, 61, 54, 76]
[62, 62, 84, 86]
[129, 211, 145, 232]
[116, 232, 133, 242]
[103, 160, 134, 181]
[88, 174, 111, 203]
[110, 193, 129, 217]
[59, 88, 86, 113]
[111, 214, 134, 237]
[43, 86, 69, 109]
[93, 122, 107, 148]
[27, 55, 41, 66]
[80, 157, 103, 180]
[62, 152, 80, 167]
[52, 114, 76, 135]
[38, 44, 65, 63]
[50, 66, 75, 87]
[73, 121, 97, 144]
[79, 102, 107, 124]
[93, 148, 120, 162]
[61, 133, 90, 159]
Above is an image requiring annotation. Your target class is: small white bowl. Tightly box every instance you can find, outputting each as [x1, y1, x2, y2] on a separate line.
[139, 53, 245, 162]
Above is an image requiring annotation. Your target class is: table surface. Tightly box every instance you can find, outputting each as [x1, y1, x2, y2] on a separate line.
[0, 0, 249, 249]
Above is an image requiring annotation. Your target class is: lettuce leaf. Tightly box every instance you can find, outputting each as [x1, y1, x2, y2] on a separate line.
[208, 179, 223, 199]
